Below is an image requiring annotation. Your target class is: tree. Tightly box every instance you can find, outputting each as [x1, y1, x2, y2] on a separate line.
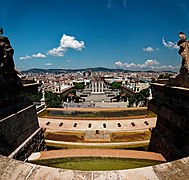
[128, 88, 150, 107]
[151, 77, 156, 83]
[70, 89, 76, 96]
[110, 82, 121, 89]
[128, 96, 136, 107]
[158, 73, 173, 79]
[140, 88, 150, 98]
[73, 95, 82, 103]
[45, 91, 62, 108]
[73, 82, 85, 89]
[28, 91, 42, 102]
[136, 88, 150, 106]
[134, 93, 143, 107]
[111, 94, 121, 102]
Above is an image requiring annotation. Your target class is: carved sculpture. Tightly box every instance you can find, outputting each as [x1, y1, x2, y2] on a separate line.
[177, 32, 189, 75]
[0, 28, 21, 86]
[168, 32, 189, 88]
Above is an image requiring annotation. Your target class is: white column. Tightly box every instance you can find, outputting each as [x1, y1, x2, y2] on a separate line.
[101, 82, 104, 92]
[95, 82, 97, 92]
[92, 82, 94, 92]
[98, 82, 101, 92]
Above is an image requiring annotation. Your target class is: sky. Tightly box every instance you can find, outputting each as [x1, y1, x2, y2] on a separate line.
[1, 0, 189, 71]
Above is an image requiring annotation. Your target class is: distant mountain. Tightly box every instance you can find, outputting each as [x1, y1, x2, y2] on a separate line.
[21, 67, 130, 74]
[21, 67, 176, 74]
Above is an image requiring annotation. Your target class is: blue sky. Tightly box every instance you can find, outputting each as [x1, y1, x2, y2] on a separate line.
[1, 0, 189, 71]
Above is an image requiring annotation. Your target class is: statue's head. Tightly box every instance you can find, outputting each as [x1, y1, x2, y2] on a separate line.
[179, 32, 186, 40]
[0, 27, 3, 35]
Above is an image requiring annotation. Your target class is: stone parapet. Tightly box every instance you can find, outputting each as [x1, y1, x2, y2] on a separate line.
[1, 154, 189, 179]
[0, 83, 41, 119]
[0, 105, 40, 156]
[149, 83, 189, 161]
[9, 128, 46, 161]
[0, 82, 45, 160]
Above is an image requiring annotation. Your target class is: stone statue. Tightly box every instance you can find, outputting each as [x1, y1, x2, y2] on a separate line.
[166, 32, 189, 88]
[0, 27, 21, 86]
[177, 32, 189, 75]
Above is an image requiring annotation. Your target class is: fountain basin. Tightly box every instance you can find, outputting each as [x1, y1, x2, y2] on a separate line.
[28, 149, 166, 171]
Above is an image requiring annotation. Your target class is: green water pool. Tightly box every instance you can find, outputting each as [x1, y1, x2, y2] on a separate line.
[32, 157, 162, 171]
[45, 109, 147, 118]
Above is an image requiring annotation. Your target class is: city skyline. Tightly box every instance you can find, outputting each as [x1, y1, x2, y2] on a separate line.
[1, 0, 189, 71]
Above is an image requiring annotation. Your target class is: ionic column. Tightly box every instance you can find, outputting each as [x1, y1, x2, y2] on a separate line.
[98, 82, 101, 92]
[92, 82, 94, 92]
[101, 82, 104, 92]
[95, 82, 97, 92]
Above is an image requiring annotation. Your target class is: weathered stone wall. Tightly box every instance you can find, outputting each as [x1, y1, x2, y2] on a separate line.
[149, 83, 189, 161]
[11, 128, 46, 161]
[0, 83, 45, 160]
[0, 85, 31, 119]
[0, 83, 41, 119]
[0, 105, 40, 156]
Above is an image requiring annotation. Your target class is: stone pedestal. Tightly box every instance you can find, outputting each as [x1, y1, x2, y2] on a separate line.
[166, 74, 189, 88]
[0, 82, 45, 160]
[149, 83, 189, 161]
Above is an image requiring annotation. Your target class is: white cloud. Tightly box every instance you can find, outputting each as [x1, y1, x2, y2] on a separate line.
[115, 61, 123, 67]
[48, 47, 66, 57]
[32, 53, 46, 58]
[115, 59, 179, 71]
[67, 60, 71, 63]
[143, 47, 154, 52]
[139, 59, 159, 68]
[44, 63, 52, 66]
[19, 34, 85, 60]
[20, 53, 46, 60]
[48, 34, 85, 57]
[19, 55, 32, 60]
[124, 62, 137, 68]
[162, 37, 179, 49]
[115, 59, 159, 69]
[159, 65, 179, 70]
[148, 65, 179, 70]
